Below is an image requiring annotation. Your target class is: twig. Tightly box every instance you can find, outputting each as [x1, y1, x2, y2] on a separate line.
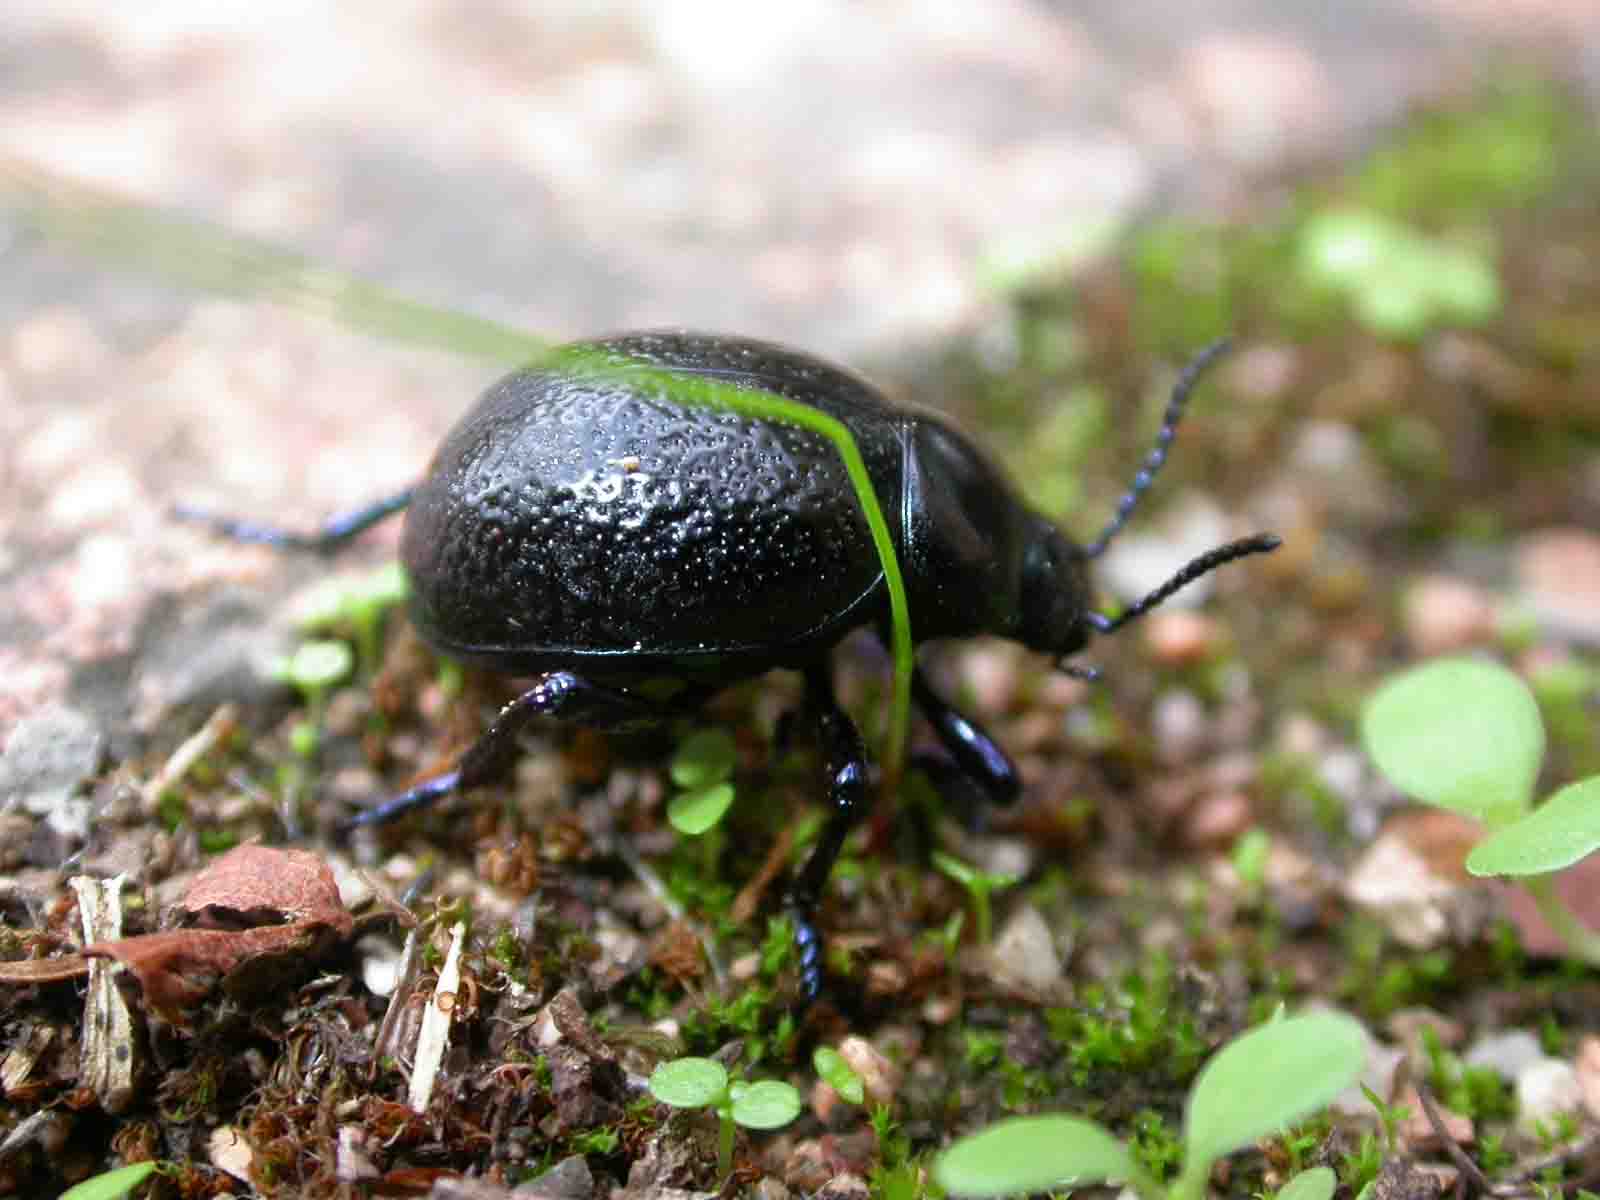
[1415, 1082, 1491, 1197]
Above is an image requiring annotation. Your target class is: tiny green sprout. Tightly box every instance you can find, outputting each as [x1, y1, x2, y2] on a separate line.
[1296, 207, 1500, 340]
[1277, 1166, 1338, 1200]
[1232, 827, 1271, 891]
[932, 851, 1019, 946]
[814, 1045, 866, 1105]
[273, 638, 355, 757]
[293, 561, 408, 674]
[1361, 657, 1600, 967]
[935, 1010, 1366, 1200]
[648, 1056, 801, 1179]
[667, 729, 738, 836]
[58, 1161, 160, 1200]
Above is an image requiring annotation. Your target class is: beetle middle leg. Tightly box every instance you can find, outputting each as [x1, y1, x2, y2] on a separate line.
[344, 671, 710, 828]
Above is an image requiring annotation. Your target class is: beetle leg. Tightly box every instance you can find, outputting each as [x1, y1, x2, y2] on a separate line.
[787, 665, 871, 1005]
[344, 671, 706, 829]
[911, 667, 1020, 807]
[174, 487, 415, 553]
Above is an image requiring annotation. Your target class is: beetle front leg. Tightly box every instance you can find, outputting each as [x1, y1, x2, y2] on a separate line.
[344, 671, 704, 829]
[912, 666, 1020, 807]
[787, 665, 871, 1006]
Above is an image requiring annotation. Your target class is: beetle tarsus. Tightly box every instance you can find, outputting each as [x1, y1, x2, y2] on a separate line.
[173, 487, 414, 553]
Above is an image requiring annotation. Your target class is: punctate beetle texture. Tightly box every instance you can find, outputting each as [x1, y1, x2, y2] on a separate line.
[190, 329, 1279, 1003]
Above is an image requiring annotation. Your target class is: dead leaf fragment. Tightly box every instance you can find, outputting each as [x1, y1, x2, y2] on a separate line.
[182, 843, 353, 936]
[81, 845, 355, 1015]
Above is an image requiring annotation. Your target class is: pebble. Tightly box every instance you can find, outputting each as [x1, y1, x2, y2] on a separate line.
[1144, 611, 1221, 667]
[838, 1036, 899, 1106]
[0, 703, 103, 842]
[1183, 791, 1253, 850]
[1342, 827, 1475, 950]
[1575, 1036, 1600, 1122]
[1404, 575, 1499, 656]
[1517, 527, 1600, 645]
[1463, 1029, 1545, 1080]
[1151, 689, 1208, 763]
[988, 904, 1064, 996]
[1516, 1057, 1584, 1135]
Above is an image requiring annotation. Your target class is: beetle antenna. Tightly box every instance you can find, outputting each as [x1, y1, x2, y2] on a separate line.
[1086, 533, 1280, 636]
[1084, 337, 1233, 559]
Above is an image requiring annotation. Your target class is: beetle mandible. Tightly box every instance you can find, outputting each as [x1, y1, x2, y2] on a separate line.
[190, 328, 1278, 1002]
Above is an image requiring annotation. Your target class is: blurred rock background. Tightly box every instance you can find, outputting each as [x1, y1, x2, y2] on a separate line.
[0, 0, 1594, 740]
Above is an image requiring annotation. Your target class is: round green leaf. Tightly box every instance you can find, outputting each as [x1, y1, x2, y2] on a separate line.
[648, 1057, 727, 1108]
[1279, 1166, 1339, 1200]
[1353, 273, 1436, 340]
[1424, 246, 1500, 324]
[58, 1161, 159, 1200]
[1361, 657, 1542, 825]
[671, 729, 737, 790]
[729, 1079, 802, 1130]
[668, 782, 735, 836]
[281, 639, 355, 693]
[1297, 210, 1402, 290]
[1466, 778, 1600, 877]
[813, 1046, 865, 1105]
[1184, 1011, 1367, 1170]
[934, 1115, 1135, 1197]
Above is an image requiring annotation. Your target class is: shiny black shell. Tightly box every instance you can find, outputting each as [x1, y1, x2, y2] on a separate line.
[400, 331, 1085, 680]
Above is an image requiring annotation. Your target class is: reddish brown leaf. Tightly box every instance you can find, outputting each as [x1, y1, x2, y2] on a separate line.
[83, 922, 327, 1013]
[0, 956, 90, 985]
[182, 843, 353, 937]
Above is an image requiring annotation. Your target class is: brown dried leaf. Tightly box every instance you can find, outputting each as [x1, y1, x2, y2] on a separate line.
[182, 843, 353, 937]
[0, 956, 91, 985]
[84, 922, 326, 1014]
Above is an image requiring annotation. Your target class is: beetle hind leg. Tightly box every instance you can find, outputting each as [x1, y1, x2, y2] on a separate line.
[344, 671, 706, 829]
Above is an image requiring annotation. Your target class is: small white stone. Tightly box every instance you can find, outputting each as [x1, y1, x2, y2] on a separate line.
[1464, 1030, 1545, 1079]
[988, 904, 1063, 996]
[1516, 1058, 1583, 1135]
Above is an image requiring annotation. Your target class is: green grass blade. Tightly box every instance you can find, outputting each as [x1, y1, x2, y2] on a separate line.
[2, 158, 914, 790]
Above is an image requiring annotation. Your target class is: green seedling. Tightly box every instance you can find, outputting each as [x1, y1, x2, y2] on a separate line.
[934, 1010, 1366, 1199]
[932, 851, 1020, 946]
[668, 729, 739, 835]
[1296, 208, 1500, 340]
[57, 1161, 159, 1200]
[1232, 827, 1271, 893]
[273, 638, 354, 758]
[813, 1045, 866, 1104]
[647, 1056, 802, 1178]
[294, 561, 408, 675]
[1361, 657, 1600, 966]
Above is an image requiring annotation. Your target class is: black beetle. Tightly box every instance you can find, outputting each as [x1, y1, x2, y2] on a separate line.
[190, 329, 1278, 1002]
